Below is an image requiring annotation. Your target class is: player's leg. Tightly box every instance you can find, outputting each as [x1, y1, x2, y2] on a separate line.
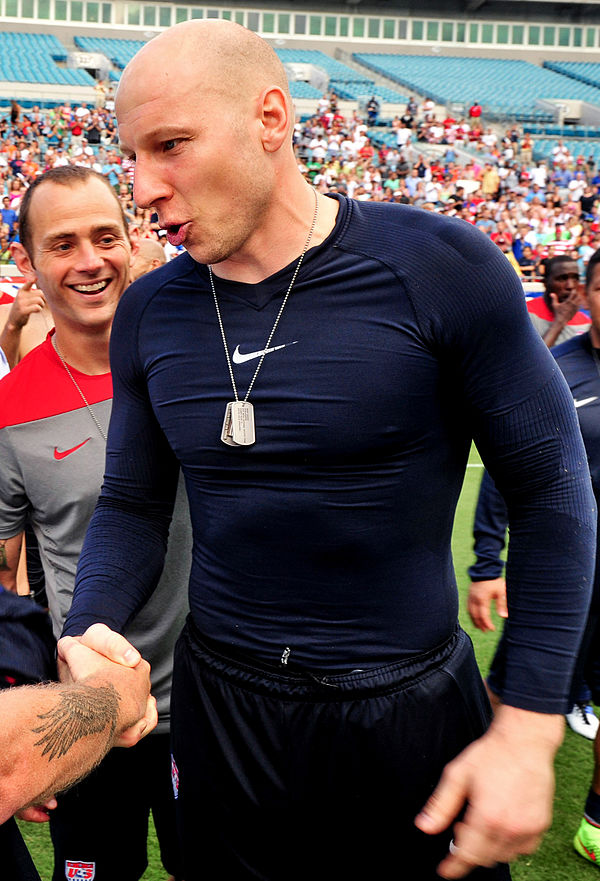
[142, 732, 184, 880]
[573, 612, 600, 865]
[50, 744, 149, 880]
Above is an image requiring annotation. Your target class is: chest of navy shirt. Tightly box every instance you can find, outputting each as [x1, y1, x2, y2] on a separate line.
[65, 195, 595, 713]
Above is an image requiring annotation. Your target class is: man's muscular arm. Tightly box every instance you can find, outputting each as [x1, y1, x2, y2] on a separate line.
[409, 224, 595, 876]
[0, 625, 156, 823]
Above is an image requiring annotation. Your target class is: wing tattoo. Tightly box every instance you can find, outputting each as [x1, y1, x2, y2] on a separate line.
[32, 684, 120, 761]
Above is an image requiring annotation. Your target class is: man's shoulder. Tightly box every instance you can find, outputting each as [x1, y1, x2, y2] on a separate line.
[0, 341, 54, 429]
[0, 337, 49, 387]
[123, 251, 198, 303]
[113, 251, 202, 342]
[553, 332, 588, 362]
[0, 339, 111, 430]
[526, 296, 553, 321]
[337, 196, 494, 267]
[338, 194, 463, 234]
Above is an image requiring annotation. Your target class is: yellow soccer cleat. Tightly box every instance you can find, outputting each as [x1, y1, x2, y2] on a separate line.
[574, 817, 600, 866]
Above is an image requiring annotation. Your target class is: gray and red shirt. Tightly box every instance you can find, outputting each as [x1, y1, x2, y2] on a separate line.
[0, 334, 190, 730]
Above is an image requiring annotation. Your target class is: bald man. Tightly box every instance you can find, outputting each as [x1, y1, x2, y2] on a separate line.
[129, 237, 166, 282]
[64, 21, 595, 881]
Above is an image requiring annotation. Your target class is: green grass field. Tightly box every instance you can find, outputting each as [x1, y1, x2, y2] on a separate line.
[18, 450, 599, 879]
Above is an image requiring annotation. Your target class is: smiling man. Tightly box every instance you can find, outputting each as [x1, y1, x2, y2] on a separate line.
[0, 166, 189, 881]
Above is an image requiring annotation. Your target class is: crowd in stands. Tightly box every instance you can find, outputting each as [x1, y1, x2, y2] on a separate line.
[2, 88, 600, 282]
[294, 91, 600, 284]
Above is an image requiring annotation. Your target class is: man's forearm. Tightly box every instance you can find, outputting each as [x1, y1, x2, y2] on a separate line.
[0, 679, 120, 821]
[1, 625, 156, 823]
[0, 533, 24, 592]
[0, 321, 23, 370]
[542, 320, 566, 348]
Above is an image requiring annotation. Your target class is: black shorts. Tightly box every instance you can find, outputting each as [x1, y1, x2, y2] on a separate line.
[171, 620, 511, 881]
[49, 731, 182, 881]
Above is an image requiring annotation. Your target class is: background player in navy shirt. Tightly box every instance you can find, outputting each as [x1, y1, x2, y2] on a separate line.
[530, 250, 600, 866]
[63, 20, 596, 880]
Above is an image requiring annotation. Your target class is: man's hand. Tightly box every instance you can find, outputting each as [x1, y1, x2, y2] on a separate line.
[57, 624, 157, 747]
[414, 705, 563, 877]
[57, 623, 142, 680]
[550, 288, 581, 324]
[542, 288, 583, 347]
[16, 798, 57, 824]
[467, 578, 508, 632]
[5, 280, 45, 330]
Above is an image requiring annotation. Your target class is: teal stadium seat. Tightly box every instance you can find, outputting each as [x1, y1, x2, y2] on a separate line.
[352, 53, 600, 120]
[0, 32, 92, 87]
[74, 36, 145, 71]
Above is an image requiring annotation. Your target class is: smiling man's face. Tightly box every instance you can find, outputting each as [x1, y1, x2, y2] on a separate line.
[12, 177, 133, 336]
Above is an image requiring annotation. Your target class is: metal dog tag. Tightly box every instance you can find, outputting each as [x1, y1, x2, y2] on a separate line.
[231, 401, 256, 446]
[221, 401, 237, 446]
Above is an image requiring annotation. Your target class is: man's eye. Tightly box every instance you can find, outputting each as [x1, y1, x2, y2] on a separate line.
[164, 139, 178, 151]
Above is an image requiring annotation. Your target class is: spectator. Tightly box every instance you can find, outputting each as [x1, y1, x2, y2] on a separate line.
[469, 101, 482, 120]
[517, 243, 538, 280]
[366, 96, 380, 126]
[1, 196, 17, 241]
[0, 232, 11, 265]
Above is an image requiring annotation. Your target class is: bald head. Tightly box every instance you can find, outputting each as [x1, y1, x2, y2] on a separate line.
[130, 237, 166, 281]
[118, 20, 291, 117]
[114, 18, 303, 267]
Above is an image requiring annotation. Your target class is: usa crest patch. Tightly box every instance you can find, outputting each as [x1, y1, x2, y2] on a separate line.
[65, 860, 95, 879]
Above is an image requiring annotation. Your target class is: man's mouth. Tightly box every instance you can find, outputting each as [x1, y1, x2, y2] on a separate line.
[70, 280, 110, 294]
[165, 223, 189, 247]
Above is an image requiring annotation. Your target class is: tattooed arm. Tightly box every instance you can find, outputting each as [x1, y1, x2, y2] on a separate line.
[0, 625, 156, 823]
[0, 532, 23, 592]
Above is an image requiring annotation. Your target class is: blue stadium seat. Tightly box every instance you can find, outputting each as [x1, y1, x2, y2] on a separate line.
[352, 53, 600, 120]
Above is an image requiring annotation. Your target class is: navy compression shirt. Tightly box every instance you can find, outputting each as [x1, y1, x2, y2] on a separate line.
[64, 195, 596, 713]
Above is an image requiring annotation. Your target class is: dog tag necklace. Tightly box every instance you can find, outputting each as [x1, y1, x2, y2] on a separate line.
[52, 335, 107, 440]
[209, 188, 319, 447]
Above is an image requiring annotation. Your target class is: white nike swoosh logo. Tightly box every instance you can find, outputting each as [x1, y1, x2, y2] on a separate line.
[232, 342, 297, 364]
[574, 396, 598, 408]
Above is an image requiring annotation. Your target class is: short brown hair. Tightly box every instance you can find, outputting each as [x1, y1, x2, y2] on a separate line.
[18, 166, 130, 259]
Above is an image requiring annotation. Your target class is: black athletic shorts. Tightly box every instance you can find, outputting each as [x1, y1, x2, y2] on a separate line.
[171, 619, 511, 881]
[49, 731, 182, 881]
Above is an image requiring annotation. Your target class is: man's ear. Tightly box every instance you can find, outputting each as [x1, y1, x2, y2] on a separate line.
[10, 242, 36, 281]
[259, 86, 290, 154]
